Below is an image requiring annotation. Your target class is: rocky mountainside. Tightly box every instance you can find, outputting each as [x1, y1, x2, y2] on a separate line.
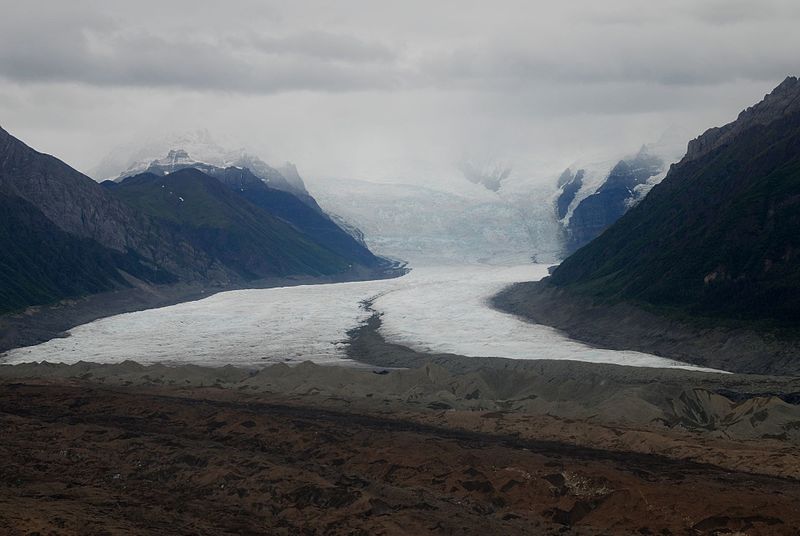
[107, 147, 387, 270]
[549, 77, 800, 326]
[0, 126, 203, 270]
[210, 167, 382, 268]
[684, 76, 800, 162]
[0, 127, 390, 314]
[559, 148, 665, 252]
[555, 168, 584, 220]
[105, 168, 367, 279]
[0, 193, 176, 313]
[0, 126, 221, 314]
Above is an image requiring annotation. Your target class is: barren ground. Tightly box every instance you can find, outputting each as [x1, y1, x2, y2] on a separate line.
[1, 380, 799, 535]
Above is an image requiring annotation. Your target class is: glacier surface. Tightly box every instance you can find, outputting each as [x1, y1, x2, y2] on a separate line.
[3, 265, 718, 372]
[306, 177, 563, 265]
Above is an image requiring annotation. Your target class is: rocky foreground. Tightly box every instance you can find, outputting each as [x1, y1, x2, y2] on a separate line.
[1, 318, 800, 535]
[1, 378, 798, 536]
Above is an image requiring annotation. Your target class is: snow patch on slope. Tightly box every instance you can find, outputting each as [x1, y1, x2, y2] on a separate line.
[558, 128, 691, 224]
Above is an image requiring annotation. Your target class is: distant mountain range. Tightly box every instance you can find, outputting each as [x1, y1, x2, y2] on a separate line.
[0, 127, 389, 314]
[550, 76, 800, 325]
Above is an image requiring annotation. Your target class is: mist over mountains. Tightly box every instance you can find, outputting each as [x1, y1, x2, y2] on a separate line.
[92, 129, 311, 200]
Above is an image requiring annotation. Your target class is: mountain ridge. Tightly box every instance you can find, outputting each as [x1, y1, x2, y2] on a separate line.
[549, 77, 800, 324]
[106, 168, 362, 279]
[0, 125, 215, 280]
[98, 130, 313, 202]
[557, 146, 668, 253]
[494, 76, 800, 374]
[685, 76, 800, 162]
[209, 166, 382, 267]
[0, 126, 393, 314]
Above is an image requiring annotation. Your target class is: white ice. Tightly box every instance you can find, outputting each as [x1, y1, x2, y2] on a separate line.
[2, 281, 381, 367]
[2, 264, 721, 372]
[374, 265, 719, 370]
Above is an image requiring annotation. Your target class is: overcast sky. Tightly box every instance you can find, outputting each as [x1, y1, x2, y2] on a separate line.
[0, 0, 798, 186]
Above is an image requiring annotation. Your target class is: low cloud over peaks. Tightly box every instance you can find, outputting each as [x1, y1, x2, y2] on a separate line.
[0, 0, 798, 183]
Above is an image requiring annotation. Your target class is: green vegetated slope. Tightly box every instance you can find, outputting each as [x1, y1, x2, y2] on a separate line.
[108, 169, 351, 279]
[0, 124, 384, 313]
[0, 125, 195, 313]
[550, 78, 800, 327]
[210, 166, 383, 268]
[0, 194, 175, 313]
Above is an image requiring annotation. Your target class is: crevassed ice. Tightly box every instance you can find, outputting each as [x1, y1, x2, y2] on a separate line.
[2, 264, 721, 372]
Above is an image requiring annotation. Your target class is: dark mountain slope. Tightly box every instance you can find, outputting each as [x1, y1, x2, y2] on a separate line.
[0, 126, 229, 313]
[0, 194, 175, 314]
[112, 147, 386, 268]
[0, 126, 393, 320]
[210, 167, 383, 268]
[107, 169, 351, 279]
[0, 126, 215, 279]
[549, 77, 800, 326]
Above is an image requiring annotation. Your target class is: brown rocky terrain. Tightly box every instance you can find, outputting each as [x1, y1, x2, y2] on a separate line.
[2, 378, 800, 535]
[2, 308, 800, 535]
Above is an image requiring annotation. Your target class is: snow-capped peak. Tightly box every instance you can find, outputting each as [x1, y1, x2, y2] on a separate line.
[556, 128, 690, 224]
[95, 129, 310, 198]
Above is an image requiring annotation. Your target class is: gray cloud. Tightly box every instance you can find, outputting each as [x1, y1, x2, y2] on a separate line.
[2, 0, 798, 95]
[422, 42, 799, 90]
[576, 0, 800, 26]
[240, 31, 397, 63]
[0, 0, 797, 187]
[688, 0, 800, 26]
[0, 26, 401, 93]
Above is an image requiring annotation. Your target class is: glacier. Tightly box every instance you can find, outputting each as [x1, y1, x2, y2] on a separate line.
[305, 177, 564, 265]
[3, 264, 720, 372]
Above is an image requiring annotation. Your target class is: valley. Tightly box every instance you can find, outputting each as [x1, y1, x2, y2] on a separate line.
[1, 4, 799, 531]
